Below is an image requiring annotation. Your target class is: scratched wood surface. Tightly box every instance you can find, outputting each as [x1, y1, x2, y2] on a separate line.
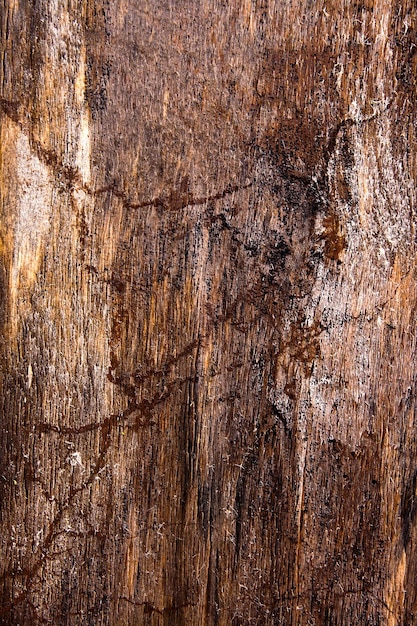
[1, 1, 416, 624]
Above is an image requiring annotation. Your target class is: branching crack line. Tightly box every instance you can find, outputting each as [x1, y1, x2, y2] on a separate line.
[311, 96, 397, 206]
[0, 96, 253, 215]
[0, 350, 203, 607]
[86, 181, 254, 213]
[37, 338, 201, 436]
[324, 96, 396, 167]
[0, 433, 114, 615]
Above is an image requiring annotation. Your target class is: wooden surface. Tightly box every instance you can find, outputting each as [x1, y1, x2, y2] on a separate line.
[1, 1, 416, 624]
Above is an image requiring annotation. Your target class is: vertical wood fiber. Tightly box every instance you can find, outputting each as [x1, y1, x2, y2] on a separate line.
[1, 1, 416, 624]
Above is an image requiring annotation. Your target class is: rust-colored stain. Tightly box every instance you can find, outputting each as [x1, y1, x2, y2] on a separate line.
[322, 213, 346, 261]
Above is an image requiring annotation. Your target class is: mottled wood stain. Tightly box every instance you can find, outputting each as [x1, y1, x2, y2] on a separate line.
[1, 1, 416, 624]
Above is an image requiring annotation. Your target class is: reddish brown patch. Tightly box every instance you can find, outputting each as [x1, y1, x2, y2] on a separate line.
[322, 213, 346, 261]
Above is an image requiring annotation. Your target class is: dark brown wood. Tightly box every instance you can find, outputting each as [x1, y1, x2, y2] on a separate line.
[1, 1, 416, 624]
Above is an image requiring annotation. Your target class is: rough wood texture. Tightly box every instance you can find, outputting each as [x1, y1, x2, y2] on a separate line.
[1, 1, 416, 624]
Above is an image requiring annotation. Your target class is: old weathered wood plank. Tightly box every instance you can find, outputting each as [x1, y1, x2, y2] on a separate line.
[1, 1, 416, 624]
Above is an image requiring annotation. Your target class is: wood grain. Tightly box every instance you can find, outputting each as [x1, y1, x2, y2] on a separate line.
[1, 1, 416, 624]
